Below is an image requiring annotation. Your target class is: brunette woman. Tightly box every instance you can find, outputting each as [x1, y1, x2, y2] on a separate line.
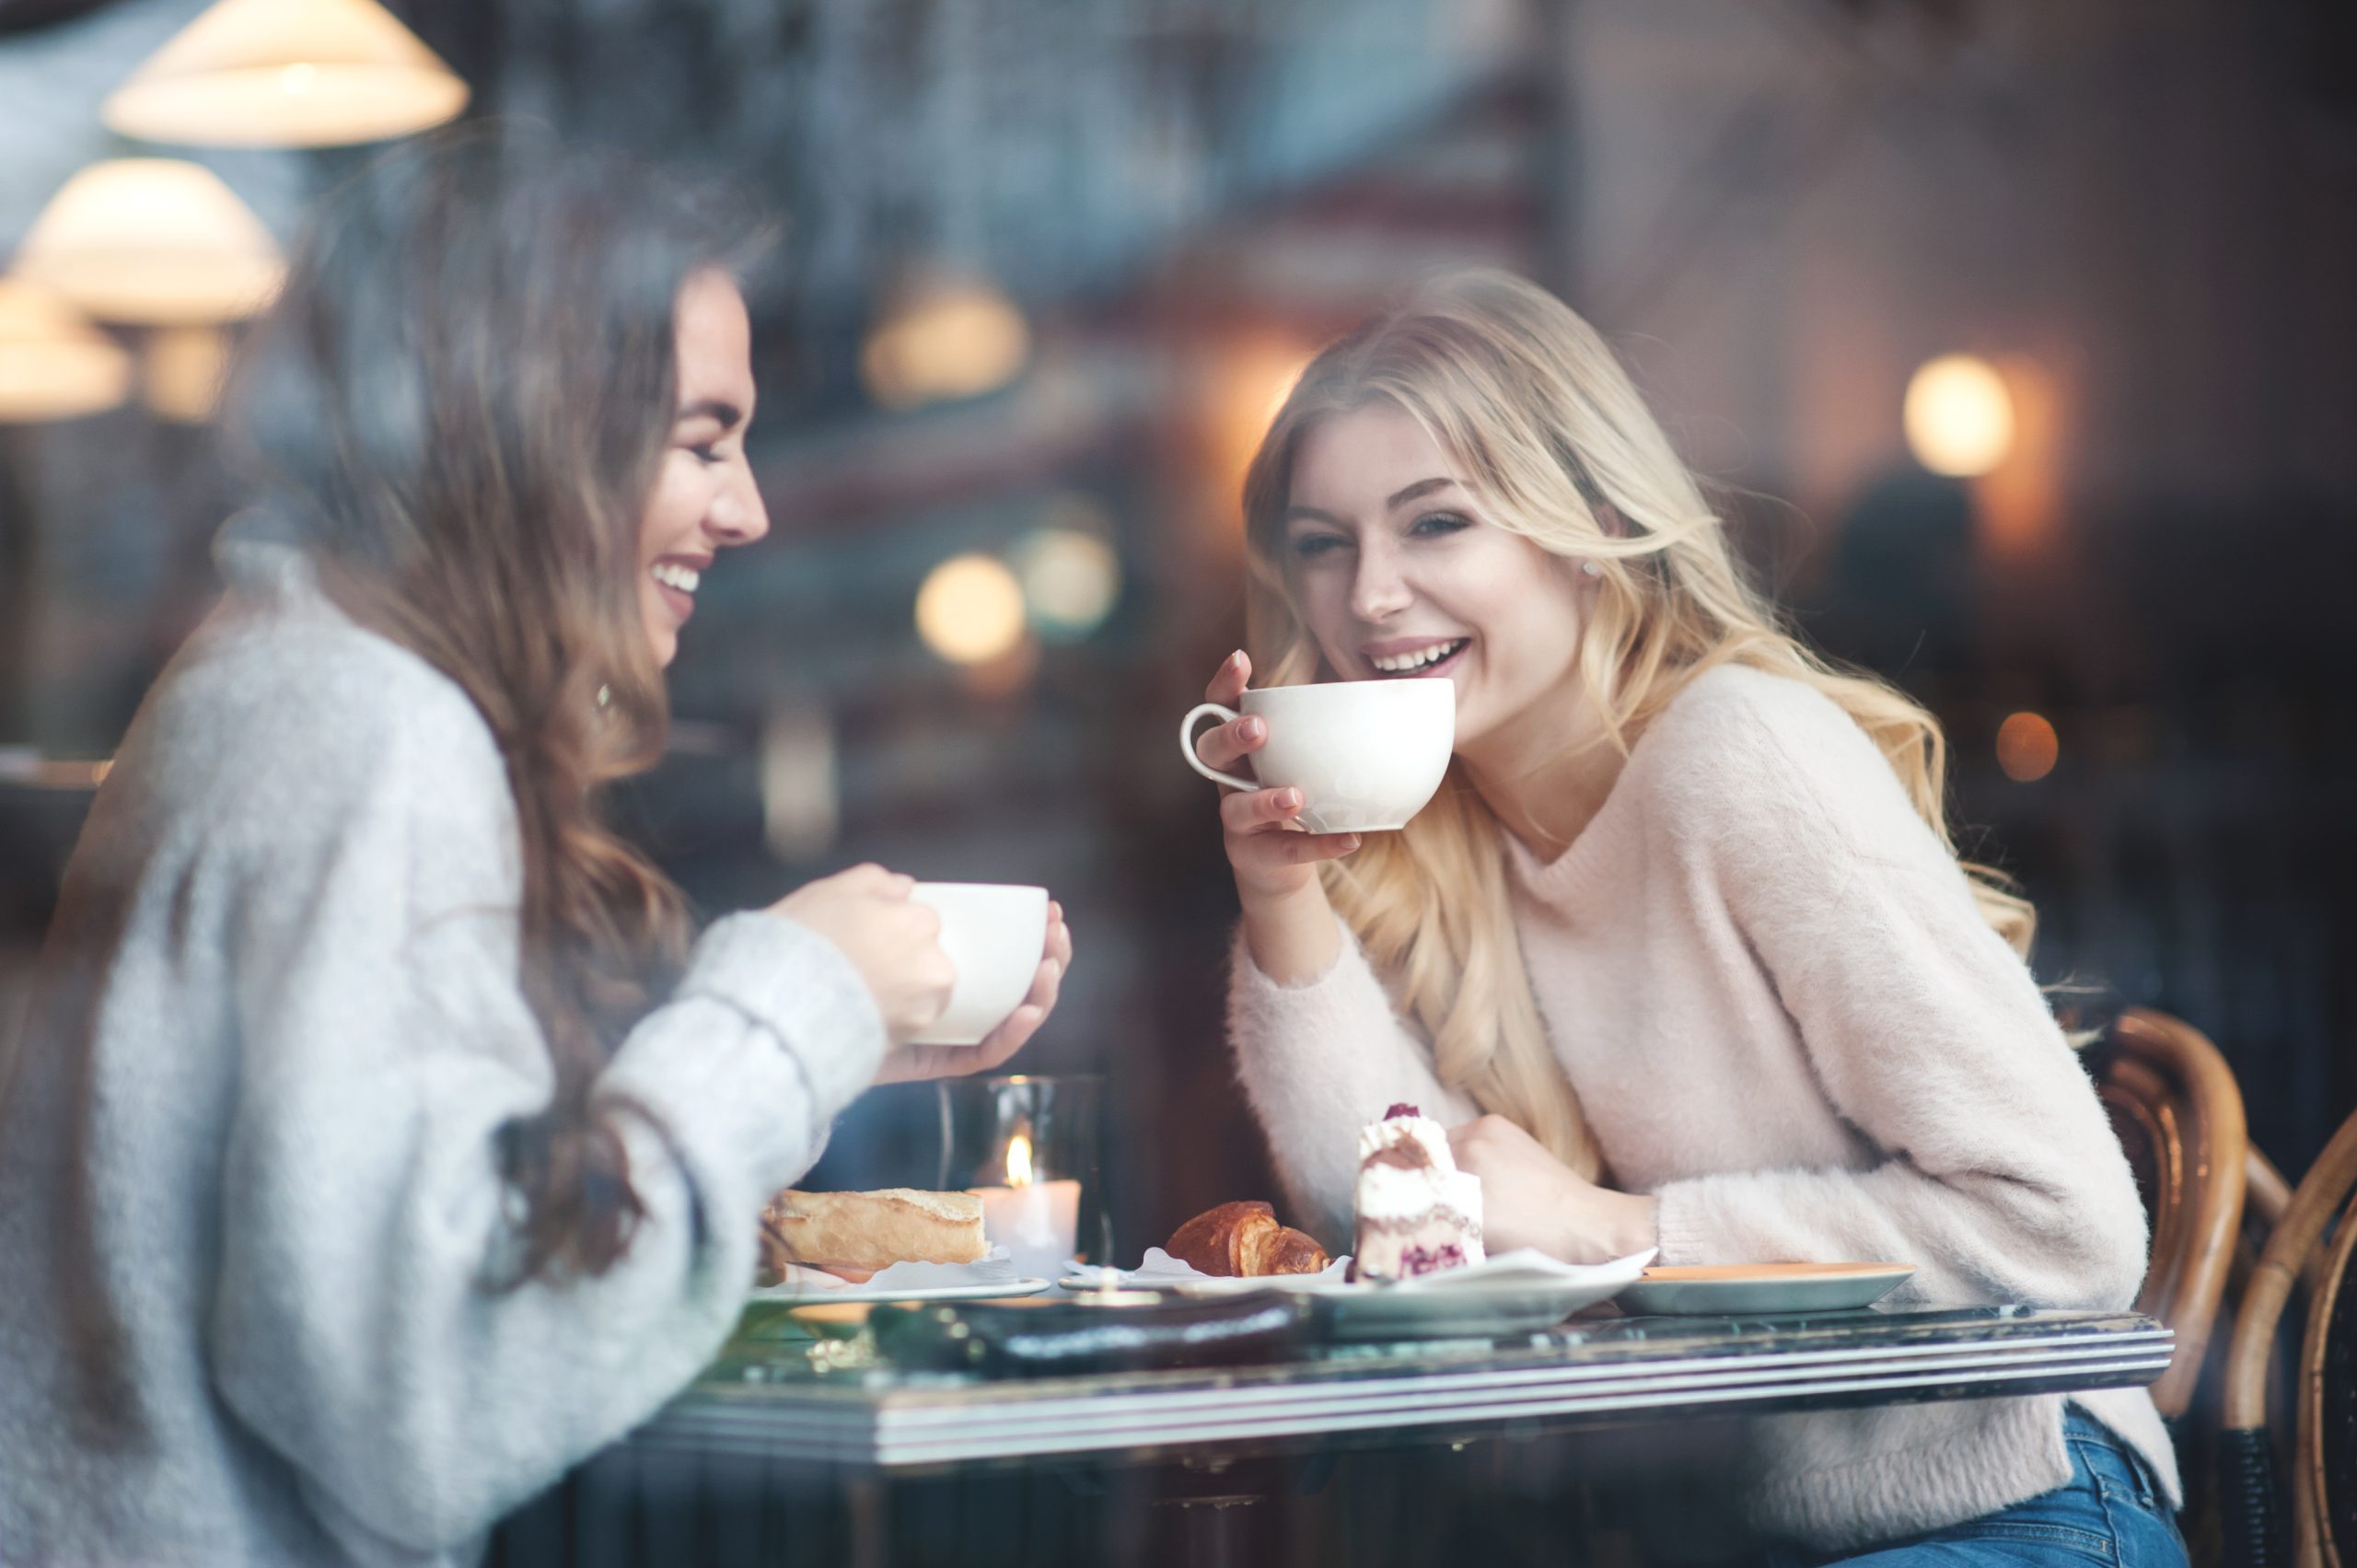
[0, 129, 1070, 1566]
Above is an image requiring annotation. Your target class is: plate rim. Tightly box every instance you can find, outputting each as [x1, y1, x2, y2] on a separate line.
[1636, 1261, 1918, 1283]
[1615, 1262, 1915, 1314]
[745, 1276, 1052, 1306]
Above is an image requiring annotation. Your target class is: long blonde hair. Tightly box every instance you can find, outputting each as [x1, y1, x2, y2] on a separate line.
[1240, 270, 2033, 1181]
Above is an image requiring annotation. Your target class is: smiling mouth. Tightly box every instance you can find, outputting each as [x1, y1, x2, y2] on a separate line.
[649, 560, 702, 624]
[1366, 638, 1469, 678]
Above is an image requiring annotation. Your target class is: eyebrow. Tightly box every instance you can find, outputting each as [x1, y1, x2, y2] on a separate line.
[676, 398, 746, 429]
[1282, 476, 1460, 528]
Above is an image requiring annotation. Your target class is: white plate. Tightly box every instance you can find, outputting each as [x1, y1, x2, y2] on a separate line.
[1614, 1262, 1915, 1317]
[1167, 1249, 1655, 1341]
[745, 1277, 1052, 1306]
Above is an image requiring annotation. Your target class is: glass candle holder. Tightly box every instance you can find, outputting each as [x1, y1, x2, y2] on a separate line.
[936, 1074, 1101, 1278]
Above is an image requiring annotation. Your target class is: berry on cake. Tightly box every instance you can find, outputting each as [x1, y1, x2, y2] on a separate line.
[1353, 1103, 1485, 1281]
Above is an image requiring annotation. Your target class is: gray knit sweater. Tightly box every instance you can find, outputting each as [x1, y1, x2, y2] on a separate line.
[0, 542, 884, 1566]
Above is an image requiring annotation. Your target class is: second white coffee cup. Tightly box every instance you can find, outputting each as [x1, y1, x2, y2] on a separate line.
[908, 882, 1049, 1046]
[1180, 679, 1455, 833]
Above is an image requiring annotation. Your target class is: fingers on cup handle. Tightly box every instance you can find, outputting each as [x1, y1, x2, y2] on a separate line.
[1181, 704, 1258, 791]
[1197, 715, 1265, 774]
[1220, 786, 1301, 832]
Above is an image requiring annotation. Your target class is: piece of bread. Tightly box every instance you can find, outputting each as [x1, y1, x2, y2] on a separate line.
[759, 1189, 988, 1276]
[1167, 1201, 1331, 1277]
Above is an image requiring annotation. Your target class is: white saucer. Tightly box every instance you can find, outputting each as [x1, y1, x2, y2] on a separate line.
[745, 1277, 1052, 1307]
[1614, 1262, 1916, 1317]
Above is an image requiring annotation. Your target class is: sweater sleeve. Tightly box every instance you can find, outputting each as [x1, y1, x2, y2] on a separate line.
[203, 671, 884, 1552]
[1647, 682, 2150, 1313]
[1227, 917, 1477, 1245]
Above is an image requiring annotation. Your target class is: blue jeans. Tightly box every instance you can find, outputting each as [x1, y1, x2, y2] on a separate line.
[1765, 1412, 2189, 1568]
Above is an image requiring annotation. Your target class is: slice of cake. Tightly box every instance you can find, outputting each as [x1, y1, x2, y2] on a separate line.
[1352, 1103, 1485, 1281]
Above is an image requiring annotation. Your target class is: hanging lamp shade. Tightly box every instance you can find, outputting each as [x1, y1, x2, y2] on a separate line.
[0, 279, 132, 424]
[14, 158, 284, 326]
[101, 0, 468, 148]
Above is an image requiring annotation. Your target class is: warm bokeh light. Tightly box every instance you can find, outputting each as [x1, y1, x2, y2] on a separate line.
[915, 553, 1028, 666]
[1904, 354, 2015, 477]
[1996, 712, 2060, 783]
[14, 159, 284, 326]
[0, 279, 132, 424]
[1202, 331, 1316, 531]
[1015, 525, 1121, 640]
[101, 0, 470, 148]
[1973, 353, 2064, 565]
[141, 325, 231, 424]
[758, 697, 839, 862]
[0, 749, 113, 788]
[861, 278, 1030, 410]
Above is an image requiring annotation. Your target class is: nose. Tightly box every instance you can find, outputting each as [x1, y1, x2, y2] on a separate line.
[1348, 537, 1413, 623]
[706, 466, 771, 549]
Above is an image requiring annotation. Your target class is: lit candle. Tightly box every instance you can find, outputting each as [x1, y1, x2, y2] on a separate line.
[973, 1131, 1080, 1279]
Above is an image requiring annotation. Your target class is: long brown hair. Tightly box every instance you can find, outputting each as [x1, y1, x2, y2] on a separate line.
[225, 125, 774, 1283]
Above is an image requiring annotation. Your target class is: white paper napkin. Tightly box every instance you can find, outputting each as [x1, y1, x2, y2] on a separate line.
[1062, 1247, 1356, 1288]
[750, 1245, 1026, 1298]
[1384, 1246, 1657, 1293]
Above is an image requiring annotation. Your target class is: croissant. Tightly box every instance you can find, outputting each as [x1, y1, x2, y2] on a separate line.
[1167, 1201, 1331, 1277]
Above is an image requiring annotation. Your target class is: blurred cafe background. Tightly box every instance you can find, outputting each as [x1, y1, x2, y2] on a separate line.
[2, 0, 2353, 1263]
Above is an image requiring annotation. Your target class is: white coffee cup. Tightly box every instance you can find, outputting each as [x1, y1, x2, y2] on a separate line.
[1179, 679, 1455, 833]
[908, 883, 1050, 1046]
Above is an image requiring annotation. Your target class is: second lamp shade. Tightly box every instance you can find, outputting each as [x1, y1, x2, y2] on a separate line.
[14, 159, 284, 326]
[101, 0, 469, 148]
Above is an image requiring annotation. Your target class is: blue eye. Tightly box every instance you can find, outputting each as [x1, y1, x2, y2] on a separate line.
[1291, 533, 1349, 560]
[1411, 511, 1471, 538]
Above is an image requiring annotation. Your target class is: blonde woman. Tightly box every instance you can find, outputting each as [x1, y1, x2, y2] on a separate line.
[1200, 271, 2183, 1566]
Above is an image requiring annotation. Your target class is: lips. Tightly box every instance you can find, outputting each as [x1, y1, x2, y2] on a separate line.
[648, 556, 709, 624]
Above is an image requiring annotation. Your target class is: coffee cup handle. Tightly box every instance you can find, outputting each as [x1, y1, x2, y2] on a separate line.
[1181, 703, 1260, 791]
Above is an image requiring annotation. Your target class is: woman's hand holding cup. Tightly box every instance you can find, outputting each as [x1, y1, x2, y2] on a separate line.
[772, 869, 1072, 1082]
[1195, 651, 1364, 903]
[771, 864, 955, 1045]
[873, 900, 1071, 1085]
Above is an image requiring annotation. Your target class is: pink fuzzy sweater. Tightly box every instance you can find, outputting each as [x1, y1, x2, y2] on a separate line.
[1228, 663, 2177, 1551]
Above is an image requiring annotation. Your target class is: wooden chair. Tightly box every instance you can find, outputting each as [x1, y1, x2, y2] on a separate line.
[2220, 1106, 2357, 1568]
[2084, 1007, 2251, 1418]
[2183, 1149, 2301, 1568]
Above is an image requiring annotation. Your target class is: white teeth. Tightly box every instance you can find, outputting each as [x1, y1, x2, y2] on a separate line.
[650, 563, 701, 594]
[1368, 639, 1466, 674]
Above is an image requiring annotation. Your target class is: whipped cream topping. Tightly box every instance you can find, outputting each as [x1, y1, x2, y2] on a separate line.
[1356, 1109, 1456, 1173]
[1354, 1107, 1483, 1229]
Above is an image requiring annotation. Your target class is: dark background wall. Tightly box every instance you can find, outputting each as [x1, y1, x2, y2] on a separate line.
[3, 0, 2351, 1254]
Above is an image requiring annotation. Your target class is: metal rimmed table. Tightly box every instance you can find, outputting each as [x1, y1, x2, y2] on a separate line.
[493, 1307, 2173, 1568]
[648, 1306, 2172, 1470]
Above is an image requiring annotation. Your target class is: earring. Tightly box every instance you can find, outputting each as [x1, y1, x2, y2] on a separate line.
[1581, 560, 1602, 578]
